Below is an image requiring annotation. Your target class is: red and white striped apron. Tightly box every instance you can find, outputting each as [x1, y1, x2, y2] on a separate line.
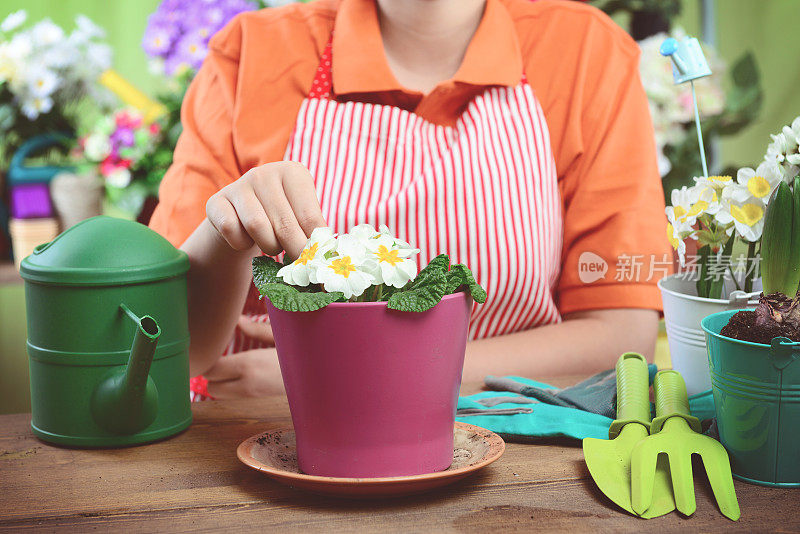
[191, 38, 563, 400]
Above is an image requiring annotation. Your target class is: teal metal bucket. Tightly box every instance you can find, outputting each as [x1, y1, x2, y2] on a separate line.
[701, 309, 800, 487]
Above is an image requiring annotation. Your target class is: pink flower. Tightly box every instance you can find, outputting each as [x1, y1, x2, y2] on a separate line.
[99, 156, 118, 177]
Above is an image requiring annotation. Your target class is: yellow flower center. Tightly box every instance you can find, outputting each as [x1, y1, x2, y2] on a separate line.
[730, 203, 764, 227]
[747, 175, 771, 198]
[375, 245, 402, 266]
[330, 256, 356, 278]
[666, 223, 680, 250]
[673, 206, 687, 220]
[293, 243, 319, 265]
[36, 79, 44, 88]
[189, 44, 198, 53]
[709, 175, 732, 184]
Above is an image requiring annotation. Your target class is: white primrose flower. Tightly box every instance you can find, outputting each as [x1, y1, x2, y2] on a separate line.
[315, 234, 376, 298]
[363, 233, 420, 288]
[715, 185, 765, 243]
[1, 10, 27, 33]
[277, 227, 336, 287]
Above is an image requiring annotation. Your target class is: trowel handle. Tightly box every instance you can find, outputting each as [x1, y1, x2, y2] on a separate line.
[650, 370, 701, 434]
[608, 352, 650, 438]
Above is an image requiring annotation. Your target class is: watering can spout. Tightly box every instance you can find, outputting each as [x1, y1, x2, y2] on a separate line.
[91, 305, 161, 435]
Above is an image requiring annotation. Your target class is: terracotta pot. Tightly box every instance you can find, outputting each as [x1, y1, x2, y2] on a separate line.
[266, 292, 471, 478]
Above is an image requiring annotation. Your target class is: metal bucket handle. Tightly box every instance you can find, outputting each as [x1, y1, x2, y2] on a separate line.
[769, 337, 800, 371]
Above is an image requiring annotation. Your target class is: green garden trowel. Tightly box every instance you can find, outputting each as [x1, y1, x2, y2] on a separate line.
[631, 370, 740, 521]
[583, 353, 675, 518]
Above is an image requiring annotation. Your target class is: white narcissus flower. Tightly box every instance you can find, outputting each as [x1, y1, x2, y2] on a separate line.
[667, 184, 714, 229]
[1, 10, 27, 33]
[666, 222, 687, 266]
[733, 161, 781, 206]
[277, 227, 336, 287]
[316, 234, 375, 298]
[715, 185, 765, 243]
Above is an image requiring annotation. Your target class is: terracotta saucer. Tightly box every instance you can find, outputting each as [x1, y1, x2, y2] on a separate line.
[236, 422, 505, 498]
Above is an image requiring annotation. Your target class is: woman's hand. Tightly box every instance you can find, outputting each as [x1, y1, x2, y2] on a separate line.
[236, 314, 274, 346]
[205, 348, 285, 399]
[205, 161, 327, 259]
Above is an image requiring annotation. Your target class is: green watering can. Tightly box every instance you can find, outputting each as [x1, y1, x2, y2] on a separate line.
[20, 216, 192, 447]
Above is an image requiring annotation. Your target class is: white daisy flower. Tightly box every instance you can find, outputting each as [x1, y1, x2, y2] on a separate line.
[20, 95, 53, 119]
[26, 65, 58, 97]
[277, 227, 336, 287]
[1, 10, 26, 33]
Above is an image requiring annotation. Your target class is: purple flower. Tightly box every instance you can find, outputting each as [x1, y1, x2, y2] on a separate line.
[111, 127, 135, 148]
[142, 0, 257, 72]
[141, 23, 175, 57]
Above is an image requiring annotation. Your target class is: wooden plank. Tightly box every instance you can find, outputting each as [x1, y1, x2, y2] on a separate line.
[1, 383, 798, 532]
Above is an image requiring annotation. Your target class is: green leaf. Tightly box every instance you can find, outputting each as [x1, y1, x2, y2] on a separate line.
[252, 256, 283, 292]
[418, 254, 450, 279]
[446, 264, 487, 303]
[387, 270, 448, 312]
[259, 283, 344, 312]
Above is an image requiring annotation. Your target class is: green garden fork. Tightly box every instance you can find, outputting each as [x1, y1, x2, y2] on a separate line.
[631, 370, 740, 521]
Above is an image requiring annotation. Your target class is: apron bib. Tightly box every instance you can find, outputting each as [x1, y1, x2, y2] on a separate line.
[192, 38, 563, 400]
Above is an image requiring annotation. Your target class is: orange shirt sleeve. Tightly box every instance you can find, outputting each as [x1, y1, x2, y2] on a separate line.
[538, 5, 673, 314]
[148, 17, 245, 248]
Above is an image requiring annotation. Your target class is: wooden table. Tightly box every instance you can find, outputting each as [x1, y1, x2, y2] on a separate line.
[1, 380, 798, 533]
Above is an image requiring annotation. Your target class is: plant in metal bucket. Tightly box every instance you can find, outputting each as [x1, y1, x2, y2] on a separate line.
[252, 224, 486, 312]
[722, 176, 800, 343]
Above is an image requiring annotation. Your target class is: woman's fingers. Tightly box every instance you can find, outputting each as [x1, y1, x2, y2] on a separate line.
[237, 314, 275, 345]
[206, 161, 326, 258]
[226, 182, 281, 255]
[280, 162, 327, 237]
[250, 166, 308, 259]
[205, 194, 254, 251]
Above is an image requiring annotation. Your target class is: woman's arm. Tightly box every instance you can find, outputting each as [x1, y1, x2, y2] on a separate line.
[180, 162, 326, 377]
[461, 308, 659, 382]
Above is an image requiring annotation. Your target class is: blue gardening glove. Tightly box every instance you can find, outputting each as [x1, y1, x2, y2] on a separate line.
[456, 369, 716, 442]
[483, 364, 658, 418]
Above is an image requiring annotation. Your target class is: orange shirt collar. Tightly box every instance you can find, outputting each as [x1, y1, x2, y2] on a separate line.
[332, 0, 523, 95]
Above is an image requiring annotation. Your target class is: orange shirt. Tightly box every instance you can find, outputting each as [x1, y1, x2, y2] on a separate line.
[149, 0, 672, 315]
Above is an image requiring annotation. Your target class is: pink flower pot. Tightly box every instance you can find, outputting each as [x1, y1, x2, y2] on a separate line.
[266, 291, 472, 478]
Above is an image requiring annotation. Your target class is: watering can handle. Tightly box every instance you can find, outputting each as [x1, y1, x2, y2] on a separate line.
[650, 370, 701, 434]
[608, 352, 651, 439]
